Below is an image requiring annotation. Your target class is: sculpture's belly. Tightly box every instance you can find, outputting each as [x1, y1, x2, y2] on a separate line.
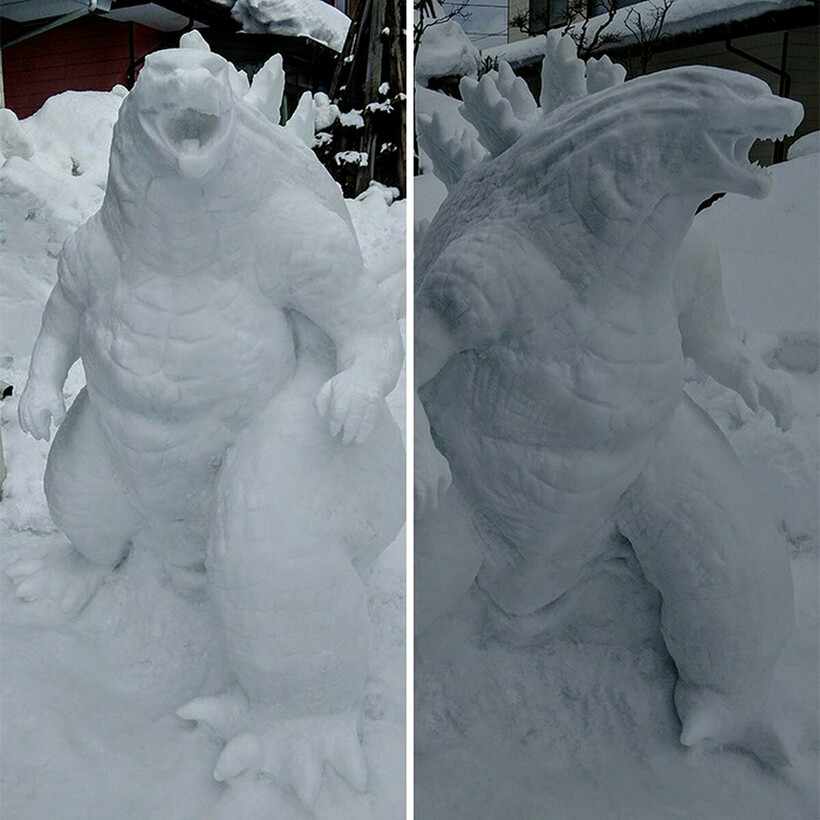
[80, 272, 295, 503]
[427, 306, 684, 549]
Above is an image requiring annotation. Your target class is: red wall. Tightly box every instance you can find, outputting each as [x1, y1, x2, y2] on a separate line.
[3, 16, 165, 119]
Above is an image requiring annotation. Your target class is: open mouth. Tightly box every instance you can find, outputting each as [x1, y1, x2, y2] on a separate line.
[166, 108, 222, 153]
[717, 123, 795, 198]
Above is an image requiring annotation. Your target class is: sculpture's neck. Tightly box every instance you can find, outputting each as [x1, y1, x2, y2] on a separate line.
[534, 160, 701, 296]
[101, 132, 264, 274]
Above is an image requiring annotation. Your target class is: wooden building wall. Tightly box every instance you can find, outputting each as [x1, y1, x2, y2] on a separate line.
[2, 15, 165, 119]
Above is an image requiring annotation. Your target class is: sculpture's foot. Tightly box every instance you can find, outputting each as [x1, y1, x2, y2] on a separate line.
[177, 686, 368, 807]
[5, 549, 114, 616]
[677, 684, 791, 770]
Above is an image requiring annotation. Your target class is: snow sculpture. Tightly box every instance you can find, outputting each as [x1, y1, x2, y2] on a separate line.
[11, 31, 404, 805]
[416, 34, 801, 764]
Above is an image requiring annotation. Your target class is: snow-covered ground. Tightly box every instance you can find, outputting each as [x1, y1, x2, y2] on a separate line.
[414, 149, 819, 818]
[0, 91, 405, 819]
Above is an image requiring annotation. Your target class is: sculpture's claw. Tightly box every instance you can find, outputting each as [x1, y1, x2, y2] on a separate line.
[316, 370, 381, 446]
[176, 686, 249, 737]
[213, 731, 262, 781]
[756, 370, 794, 432]
[178, 688, 368, 805]
[414, 442, 452, 519]
[328, 728, 368, 791]
[5, 551, 110, 616]
[290, 739, 323, 806]
[5, 558, 46, 582]
[17, 382, 66, 441]
[678, 685, 791, 770]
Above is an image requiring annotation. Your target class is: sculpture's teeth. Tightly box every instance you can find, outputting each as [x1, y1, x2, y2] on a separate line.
[167, 109, 220, 150]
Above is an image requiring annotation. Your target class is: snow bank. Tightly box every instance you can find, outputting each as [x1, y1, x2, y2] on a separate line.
[0, 91, 125, 365]
[788, 129, 819, 159]
[230, 0, 350, 51]
[416, 2, 481, 86]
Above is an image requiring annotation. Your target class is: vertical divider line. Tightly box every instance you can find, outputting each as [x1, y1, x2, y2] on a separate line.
[404, 0, 415, 814]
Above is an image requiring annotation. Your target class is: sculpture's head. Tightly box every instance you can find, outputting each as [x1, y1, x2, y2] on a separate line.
[630, 67, 804, 200]
[532, 66, 804, 204]
[124, 33, 239, 179]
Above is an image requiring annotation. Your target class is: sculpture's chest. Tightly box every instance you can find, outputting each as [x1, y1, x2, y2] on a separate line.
[469, 286, 684, 450]
[82, 251, 293, 421]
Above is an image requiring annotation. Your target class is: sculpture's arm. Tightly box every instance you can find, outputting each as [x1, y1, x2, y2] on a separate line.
[19, 279, 82, 441]
[675, 232, 793, 431]
[414, 304, 461, 518]
[414, 232, 548, 516]
[281, 202, 403, 446]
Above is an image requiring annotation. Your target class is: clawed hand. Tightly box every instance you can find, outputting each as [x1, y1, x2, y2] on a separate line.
[735, 359, 794, 432]
[18, 380, 66, 441]
[316, 369, 382, 445]
[415, 441, 452, 519]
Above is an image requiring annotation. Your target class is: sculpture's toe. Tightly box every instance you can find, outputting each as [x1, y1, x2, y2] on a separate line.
[213, 731, 262, 781]
[679, 688, 732, 747]
[327, 726, 368, 792]
[178, 688, 368, 805]
[176, 685, 249, 738]
[677, 684, 791, 770]
[6, 550, 110, 616]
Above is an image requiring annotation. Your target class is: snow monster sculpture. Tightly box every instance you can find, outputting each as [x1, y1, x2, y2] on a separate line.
[11, 32, 404, 803]
[415, 36, 801, 764]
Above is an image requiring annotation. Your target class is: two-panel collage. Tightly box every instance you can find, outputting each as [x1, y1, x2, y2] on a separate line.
[0, 0, 818, 817]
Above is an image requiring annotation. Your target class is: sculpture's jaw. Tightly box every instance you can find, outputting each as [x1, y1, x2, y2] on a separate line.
[161, 101, 233, 179]
[704, 102, 802, 200]
[668, 78, 804, 202]
[130, 49, 238, 180]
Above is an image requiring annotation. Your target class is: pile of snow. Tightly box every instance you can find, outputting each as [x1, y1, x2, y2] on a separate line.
[415, 2, 481, 86]
[230, 0, 350, 51]
[0, 90, 125, 365]
[0, 88, 406, 819]
[788, 129, 819, 159]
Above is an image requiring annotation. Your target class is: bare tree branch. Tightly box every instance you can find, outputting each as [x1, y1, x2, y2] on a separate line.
[623, 0, 676, 74]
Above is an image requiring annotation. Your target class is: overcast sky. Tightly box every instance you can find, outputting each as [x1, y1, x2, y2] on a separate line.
[440, 0, 510, 48]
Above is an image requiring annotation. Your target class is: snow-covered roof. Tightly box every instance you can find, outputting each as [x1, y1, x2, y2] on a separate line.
[227, 0, 350, 52]
[483, 36, 547, 69]
[489, 0, 814, 67]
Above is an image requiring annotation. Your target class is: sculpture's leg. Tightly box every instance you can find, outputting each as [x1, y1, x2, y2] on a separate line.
[178, 356, 403, 807]
[415, 486, 484, 635]
[6, 388, 141, 615]
[615, 393, 794, 767]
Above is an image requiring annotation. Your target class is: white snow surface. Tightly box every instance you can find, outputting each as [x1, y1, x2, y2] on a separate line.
[414, 149, 819, 818]
[415, 2, 481, 86]
[0, 88, 406, 819]
[229, 0, 350, 51]
[788, 129, 819, 159]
